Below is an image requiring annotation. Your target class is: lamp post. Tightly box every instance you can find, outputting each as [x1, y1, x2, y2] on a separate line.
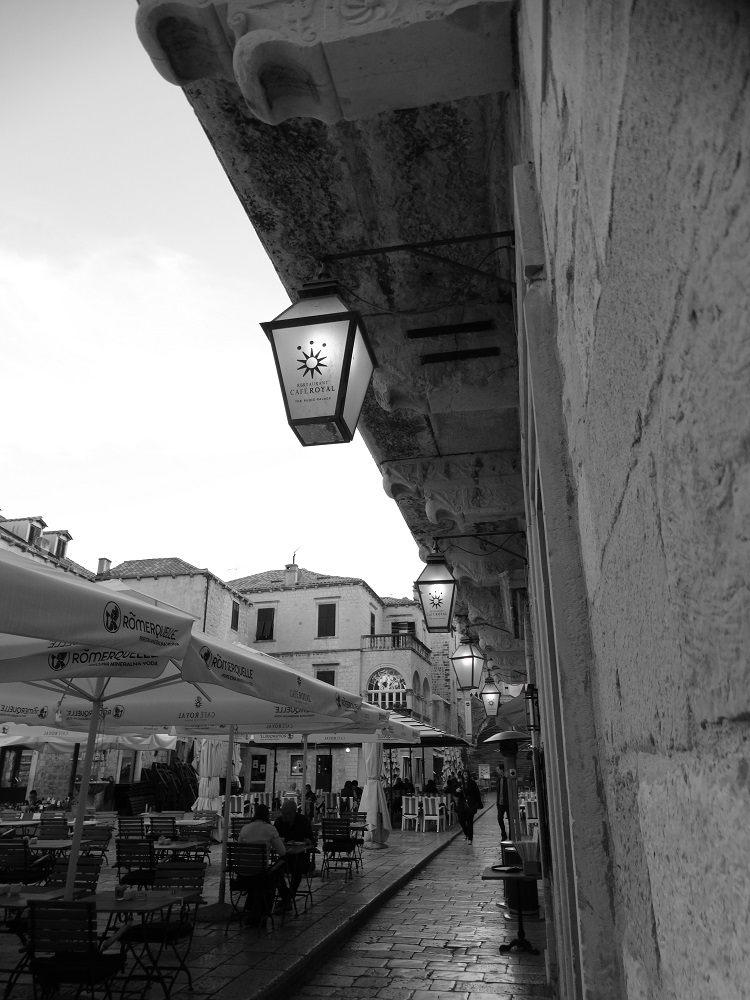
[262, 276, 377, 446]
[450, 640, 485, 740]
[414, 553, 457, 632]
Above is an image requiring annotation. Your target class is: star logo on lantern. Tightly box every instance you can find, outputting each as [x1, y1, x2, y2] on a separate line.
[297, 341, 327, 378]
[429, 591, 443, 608]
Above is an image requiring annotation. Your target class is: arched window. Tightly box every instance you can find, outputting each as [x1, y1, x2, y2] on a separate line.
[422, 677, 431, 723]
[367, 668, 407, 712]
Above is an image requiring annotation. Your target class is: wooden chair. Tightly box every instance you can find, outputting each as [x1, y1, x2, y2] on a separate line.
[400, 796, 420, 832]
[421, 797, 445, 833]
[121, 861, 206, 996]
[320, 820, 357, 881]
[149, 816, 177, 841]
[28, 900, 125, 1000]
[115, 839, 156, 888]
[45, 857, 103, 898]
[230, 816, 247, 841]
[37, 818, 68, 840]
[225, 843, 280, 934]
[81, 824, 113, 865]
[181, 827, 213, 865]
[117, 817, 145, 839]
[0, 843, 53, 885]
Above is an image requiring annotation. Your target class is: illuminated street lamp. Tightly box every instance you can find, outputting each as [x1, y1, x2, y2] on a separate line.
[450, 639, 485, 741]
[262, 276, 377, 446]
[479, 676, 501, 718]
[450, 640, 485, 691]
[414, 553, 457, 633]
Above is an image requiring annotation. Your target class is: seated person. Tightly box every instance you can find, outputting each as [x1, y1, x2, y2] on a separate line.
[424, 778, 438, 795]
[274, 800, 316, 899]
[24, 789, 41, 811]
[350, 779, 362, 804]
[238, 804, 291, 919]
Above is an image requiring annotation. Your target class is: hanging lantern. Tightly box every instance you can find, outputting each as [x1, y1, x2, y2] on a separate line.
[450, 640, 485, 690]
[480, 676, 501, 717]
[414, 553, 457, 633]
[262, 276, 377, 446]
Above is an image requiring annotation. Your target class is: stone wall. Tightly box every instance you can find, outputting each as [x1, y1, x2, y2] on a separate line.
[518, 1, 750, 996]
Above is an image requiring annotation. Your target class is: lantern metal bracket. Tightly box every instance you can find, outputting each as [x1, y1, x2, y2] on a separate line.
[321, 231, 516, 290]
[432, 531, 528, 565]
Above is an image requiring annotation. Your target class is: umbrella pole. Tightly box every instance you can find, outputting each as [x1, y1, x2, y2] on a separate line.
[67, 743, 81, 800]
[218, 725, 235, 905]
[65, 683, 104, 900]
[271, 747, 277, 810]
[301, 734, 308, 812]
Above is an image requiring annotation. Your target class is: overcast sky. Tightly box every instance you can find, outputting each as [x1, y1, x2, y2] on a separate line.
[0, 1, 421, 599]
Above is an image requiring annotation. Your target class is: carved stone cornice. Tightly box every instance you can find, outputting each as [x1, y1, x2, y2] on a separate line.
[382, 452, 524, 533]
[136, 0, 514, 125]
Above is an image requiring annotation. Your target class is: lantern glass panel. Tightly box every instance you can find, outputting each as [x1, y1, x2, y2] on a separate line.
[451, 643, 484, 689]
[269, 317, 350, 426]
[480, 680, 500, 717]
[342, 322, 375, 438]
[415, 557, 456, 632]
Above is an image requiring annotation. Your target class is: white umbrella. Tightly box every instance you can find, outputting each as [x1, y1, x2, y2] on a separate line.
[193, 738, 223, 812]
[0, 548, 191, 657]
[0, 553, 366, 897]
[0, 722, 175, 753]
[359, 741, 392, 848]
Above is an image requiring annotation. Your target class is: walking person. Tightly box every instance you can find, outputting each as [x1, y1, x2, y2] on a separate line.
[496, 763, 510, 840]
[453, 768, 483, 844]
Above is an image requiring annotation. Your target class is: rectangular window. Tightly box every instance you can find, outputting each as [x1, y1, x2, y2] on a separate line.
[370, 612, 376, 635]
[256, 607, 275, 641]
[316, 669, 336, 686]
[317, 603, 336, 637]
[290, 754, 304, 776]
[391, 621, 416, 634]
[231, 600, 240, 632]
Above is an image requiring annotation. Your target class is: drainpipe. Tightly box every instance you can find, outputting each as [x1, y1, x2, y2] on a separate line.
[202, 575, 210, 631]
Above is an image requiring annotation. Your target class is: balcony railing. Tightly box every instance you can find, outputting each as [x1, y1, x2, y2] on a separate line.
[361, 633, 432, 663]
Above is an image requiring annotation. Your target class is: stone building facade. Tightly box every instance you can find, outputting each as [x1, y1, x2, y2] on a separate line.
[228, 563, 459, 794]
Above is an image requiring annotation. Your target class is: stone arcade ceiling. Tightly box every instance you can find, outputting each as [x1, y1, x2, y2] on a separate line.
[137, 0, 527, 681]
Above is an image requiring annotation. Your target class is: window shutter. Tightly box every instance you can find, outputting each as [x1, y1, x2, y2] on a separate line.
[256, 607, 275, 640]
[317, 604, 336, 637]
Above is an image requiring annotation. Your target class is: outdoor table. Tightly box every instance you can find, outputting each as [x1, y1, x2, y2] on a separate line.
[0, 820, 40, 835]
[81, 890, 184, 998]
[29, 839, 86, 858]
[481, 866, 542, 954]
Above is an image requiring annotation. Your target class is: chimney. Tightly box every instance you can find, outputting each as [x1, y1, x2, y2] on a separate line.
[97, 557, 112, 577]
[284, 563, 299, 587]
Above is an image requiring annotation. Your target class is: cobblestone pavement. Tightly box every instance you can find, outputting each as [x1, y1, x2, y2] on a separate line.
[0, 810, 552, 1000]
[285, 810, 553, 1000]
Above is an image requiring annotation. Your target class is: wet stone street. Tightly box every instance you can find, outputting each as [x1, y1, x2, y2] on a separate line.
[285, 809, 553, 1000]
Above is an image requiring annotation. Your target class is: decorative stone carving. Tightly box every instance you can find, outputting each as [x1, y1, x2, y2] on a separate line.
[382, 453, 524, 532]
[136, 0, 514, 125]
